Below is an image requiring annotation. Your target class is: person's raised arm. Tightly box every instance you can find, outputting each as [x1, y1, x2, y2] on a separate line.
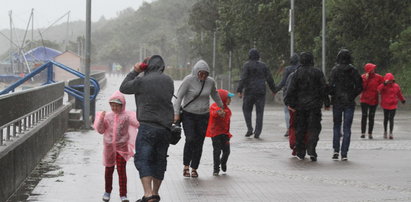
[120, 63, 142, 94]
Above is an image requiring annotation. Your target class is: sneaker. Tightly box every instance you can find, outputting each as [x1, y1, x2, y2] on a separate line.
[296, 154, 305, 160]
[389, 134, 393, 139]
[245, 131, 253, 137]
[310, 156, 317, 162]
[368, 134, 373, 139]
[120, 196, 129, 202]
[102, 192, 110, 202]
[332, 152, 339, 160]
[384, 132, 388, 139]
[213, 170, 219, 176]
[360, 133, 365, 138]
[221, 164, 227, 172]
[254, 134, 260, 139]
[341, 155, 348, 161]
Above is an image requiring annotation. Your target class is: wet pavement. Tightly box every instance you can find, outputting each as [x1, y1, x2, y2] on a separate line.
[11, 75, 411, 202]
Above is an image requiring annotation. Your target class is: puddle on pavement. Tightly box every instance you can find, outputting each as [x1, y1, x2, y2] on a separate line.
[6, 137, 70, 202]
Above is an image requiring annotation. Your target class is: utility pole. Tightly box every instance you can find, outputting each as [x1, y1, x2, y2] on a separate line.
[212, 31, 216, 78]
[64, 11, 70, 51]
[31, 9, 34, 50]
[84, 0, 91, 129]
[290, 0, 295, 56]
[322, 0, 326, 78]
[228, 51, 232, 91]
[9, 11, 14, 74]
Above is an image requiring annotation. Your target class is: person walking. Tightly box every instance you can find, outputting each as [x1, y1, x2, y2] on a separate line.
[275, 53, 300, 137]
[120, 55, 174, 202]
[236, 48, 276, 138]
[284, 52, 330, 161]
[173, 59, 224, 178]
[94, 91, 139, 202]
[377, 73, 406, 139]
[205, 89, 234, 176]
[360, 63, 384, 139]
[329, 49, 363, 161]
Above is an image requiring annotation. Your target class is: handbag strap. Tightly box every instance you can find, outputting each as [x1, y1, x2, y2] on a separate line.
[182, 80, 206, 109]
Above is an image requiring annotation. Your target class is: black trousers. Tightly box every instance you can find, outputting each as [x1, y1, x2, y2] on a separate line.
[361, 103, 377, 134]
[242, 94, 266, 136]
[294, 108, 322, 158]
[182, 111, 209, 169]
[383, 109, 396, 134]
[211, 134, 230, 171]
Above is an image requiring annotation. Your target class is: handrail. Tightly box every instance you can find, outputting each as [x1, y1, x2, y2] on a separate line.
[0, 60, 100, 101]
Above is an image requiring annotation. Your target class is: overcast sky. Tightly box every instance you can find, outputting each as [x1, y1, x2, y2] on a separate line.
[0, 0, 153, 30]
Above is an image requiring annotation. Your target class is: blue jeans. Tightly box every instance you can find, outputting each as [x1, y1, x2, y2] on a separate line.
[284, 105, 290, 129]
[332, 105, 355, 156]
[134, 123, 170, 180]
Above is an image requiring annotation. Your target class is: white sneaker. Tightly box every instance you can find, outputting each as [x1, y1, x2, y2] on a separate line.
[120, 196, 129, 202]
[102, 192, 110, 201]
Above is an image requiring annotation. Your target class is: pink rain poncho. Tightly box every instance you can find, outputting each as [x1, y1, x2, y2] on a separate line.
[94, 91, 139, 167]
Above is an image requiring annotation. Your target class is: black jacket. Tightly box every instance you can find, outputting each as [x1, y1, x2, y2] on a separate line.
[328, 64, 363, 106]
[236, 49, 276, 96]
[285, 65, 330, 110]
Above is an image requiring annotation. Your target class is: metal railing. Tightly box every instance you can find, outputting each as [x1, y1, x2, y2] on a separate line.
[0, 98, 61, 146]
[0, 60, 100, 101]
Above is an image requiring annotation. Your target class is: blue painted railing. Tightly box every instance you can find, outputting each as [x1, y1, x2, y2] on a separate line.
[0, 60, 100, 102]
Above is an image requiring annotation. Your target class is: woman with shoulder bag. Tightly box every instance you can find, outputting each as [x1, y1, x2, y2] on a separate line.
[173, 59, 224, 178]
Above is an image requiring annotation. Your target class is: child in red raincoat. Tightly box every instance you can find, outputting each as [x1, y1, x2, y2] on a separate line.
[94, 90, 139, 202]
[377, 73, 405, 139]
[360, 63, 384, 139]
[206, 89, 234, 176]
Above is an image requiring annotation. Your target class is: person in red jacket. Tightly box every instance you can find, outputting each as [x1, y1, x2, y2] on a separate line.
[377, 73, 406, 139]
[360, 63, 384, 139]
[206, 89, 234, 176]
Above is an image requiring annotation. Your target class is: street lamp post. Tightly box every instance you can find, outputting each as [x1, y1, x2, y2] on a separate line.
[322, 0, 326, 78]
[84, 0, 91, 128]
[289, 0, 295, 56]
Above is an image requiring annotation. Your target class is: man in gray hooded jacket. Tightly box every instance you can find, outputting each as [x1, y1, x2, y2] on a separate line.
[120, 55, 173, 202]
[237, 48, 276, 138]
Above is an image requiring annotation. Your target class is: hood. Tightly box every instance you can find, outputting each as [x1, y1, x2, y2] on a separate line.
[191, 60, 210, 76]
[144, 55, 165, 74]
[336, 49, 352, 64]
[290, 53, 300, 65]
[217, 89, 232, 107]
[364, 63, 377, 73]
[248, 48, 260, 61]
[109, 90, 126, 112]
[384, 73, 395, 81]
[299, 52, 314, 66]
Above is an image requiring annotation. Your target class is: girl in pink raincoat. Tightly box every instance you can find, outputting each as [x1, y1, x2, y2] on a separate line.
[94, 90, 139, 202]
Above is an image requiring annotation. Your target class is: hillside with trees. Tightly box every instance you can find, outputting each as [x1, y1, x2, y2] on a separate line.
[1, 0, 411, 94]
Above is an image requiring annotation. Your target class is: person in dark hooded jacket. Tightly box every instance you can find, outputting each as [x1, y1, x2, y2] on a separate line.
[275, 53, 300, 137]
[236, 48, 276, 138]
[120, 55, 174, 202]
[328, 49, 363, 161]
[285, 52, 330, 161]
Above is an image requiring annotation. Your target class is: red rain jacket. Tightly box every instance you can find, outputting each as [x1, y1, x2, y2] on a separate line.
[360, 63, 384, 105]
[377, 73, 405, 110]
[206, 89, 233, 138]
